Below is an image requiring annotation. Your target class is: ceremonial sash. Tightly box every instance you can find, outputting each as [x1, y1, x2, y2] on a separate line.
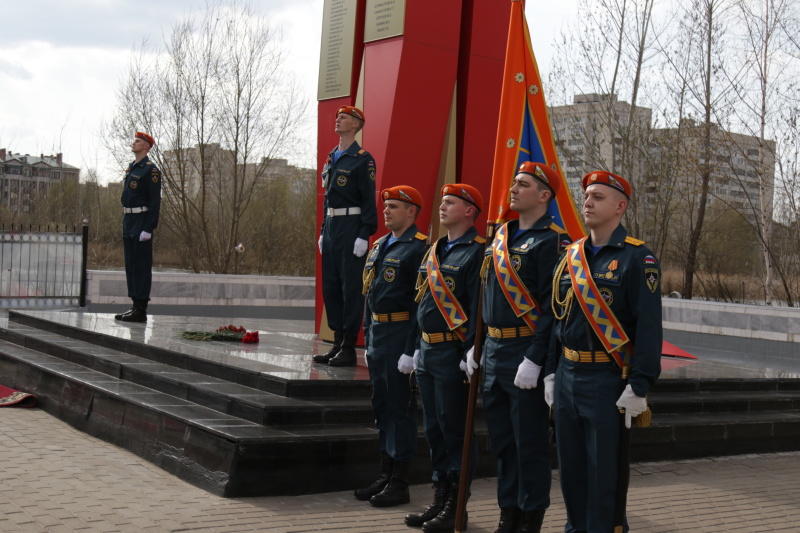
[565, 238, 631, 368]
[491, 223, 541, 332]
[425, 240, 467, 342]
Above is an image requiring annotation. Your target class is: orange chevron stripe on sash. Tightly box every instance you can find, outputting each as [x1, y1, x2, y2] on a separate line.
[426, 240, 467, 342]
[565, 238, 630, 368]
[491, 222, 541, 332]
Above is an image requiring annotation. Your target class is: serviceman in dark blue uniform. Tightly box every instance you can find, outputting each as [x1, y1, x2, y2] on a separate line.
[356, 185, 427, 508]
[115, 132, 161, 323]
[549, 171, 662, 533]
[470, 162, 565, 533]
[314, 106, 378, 367]
[405, 184, 485, 532]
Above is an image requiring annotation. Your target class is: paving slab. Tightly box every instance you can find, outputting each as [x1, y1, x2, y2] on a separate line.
[2, 408, 800, 532]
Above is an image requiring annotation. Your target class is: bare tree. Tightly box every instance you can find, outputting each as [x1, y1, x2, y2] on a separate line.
[655, 0, 738, 300]
[722, 0, 798, 304]
[102, 1, 306, 273]
[547, 0, 662, 238]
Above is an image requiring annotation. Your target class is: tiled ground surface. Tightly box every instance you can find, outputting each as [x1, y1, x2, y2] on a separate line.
[2, 407, 799, 533]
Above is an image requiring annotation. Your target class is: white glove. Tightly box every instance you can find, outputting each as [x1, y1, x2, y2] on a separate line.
[544, 373, 555, 408]
[459, 359, 470, 382]
[465, 346, 480, 377]
[363, 351, 369, 367]
[616, 384, 648, 428]
[513, 358, 542, 389]
[412, 349, 420, 370]
[353, 237, 369, 257]
[397, 354, 414, 374]
[139, 231, 152, 242]
[318, 235, 323, 254]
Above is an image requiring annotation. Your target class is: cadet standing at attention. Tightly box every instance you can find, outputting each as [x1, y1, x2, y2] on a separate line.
[405, 184, 485, 532]
[549, 171, 661, 533]
[314, 106, 378, 367]
[357, 186, 428, 508]
[470, 162, 566, 533]
[115, 132, 161, 323]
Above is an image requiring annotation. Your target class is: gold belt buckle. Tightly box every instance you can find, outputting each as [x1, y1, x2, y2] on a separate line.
[566, 349, 580, 362]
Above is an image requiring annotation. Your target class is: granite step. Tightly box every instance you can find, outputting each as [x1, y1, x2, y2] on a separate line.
[0, 322, 376, 426]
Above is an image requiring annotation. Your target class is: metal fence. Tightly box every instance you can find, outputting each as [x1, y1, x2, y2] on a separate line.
[0, 223, 88, 308]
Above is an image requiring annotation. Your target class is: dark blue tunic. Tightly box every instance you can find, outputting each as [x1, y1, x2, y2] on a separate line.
[551, 224, 662, 533]
[363, 224, 427, 461]
[415, 226, 484, 483]
[120, 156, 161, 302]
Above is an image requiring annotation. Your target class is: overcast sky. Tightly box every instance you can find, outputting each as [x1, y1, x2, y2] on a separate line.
[0, 0, 578, 184]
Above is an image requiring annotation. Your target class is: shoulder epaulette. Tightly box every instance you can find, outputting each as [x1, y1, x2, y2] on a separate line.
[625, 236, 645, 246]
[549, 222, 565, 233]
[473, 235, 486, 245]
[415, 232, 427, 241]
[358, 149, 366, 155]
[146, 162, 153, 165]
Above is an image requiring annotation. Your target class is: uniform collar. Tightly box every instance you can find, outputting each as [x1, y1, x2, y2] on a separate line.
[378, 223, 419, 244]
[587, 224, 628, 249]
[130, 155, 150, 169]
[510, 213, 553, 232]
[439, 225, 479, 247]
[329, 141, 361, 158]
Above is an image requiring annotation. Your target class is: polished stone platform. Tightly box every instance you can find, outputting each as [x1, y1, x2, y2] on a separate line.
[1, 308, 799, 497]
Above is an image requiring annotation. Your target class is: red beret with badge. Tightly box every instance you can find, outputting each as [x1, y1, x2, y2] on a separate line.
[441, 183, 484, 212]
[336, 106, 365, 123]
[135, 132, 155, 147]
[581, 170, 631, 198]
[516, 161, 561, 195]
[381, 185, 423, 209]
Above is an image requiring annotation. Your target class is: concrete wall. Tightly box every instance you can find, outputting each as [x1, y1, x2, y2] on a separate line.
[86, 271, 315, 309]
[85, 271, 800, 343]
[663, 298, 800, 343]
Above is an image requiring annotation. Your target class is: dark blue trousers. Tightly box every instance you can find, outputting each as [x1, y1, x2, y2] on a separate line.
[122, 235, 152, 302]
[321, 216, 366, 335]
[554, 357, 628, 533]
[366, 321, 417, 461]
[417, 339, 477, 483]
[483, 336, 551, 511]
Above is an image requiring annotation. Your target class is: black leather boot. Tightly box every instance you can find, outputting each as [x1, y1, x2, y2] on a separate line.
[114, 306, 136, 320]
[405, 479, 449, 528]
[518, 509, 546, 533]
[313, 331, 343, 364]
[494, 507, 522, 533]
[329, 332, 357, 367]
[354, 453, 393, 501]
[118, 300, 147, 323]
[370, 460, 410, 507]
[422, 482, 467, 532]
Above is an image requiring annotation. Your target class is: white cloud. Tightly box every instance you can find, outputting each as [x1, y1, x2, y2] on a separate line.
[0, 0, 578, 185]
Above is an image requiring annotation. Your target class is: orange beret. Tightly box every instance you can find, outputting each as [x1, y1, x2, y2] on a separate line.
[135, 132, 155, 147]
[581, 171, 631, 198]
[516, 161, 561, 195]
[336, 106, 365, 122]
[441, 183, 483, 211]
[381, 185, 422, 209]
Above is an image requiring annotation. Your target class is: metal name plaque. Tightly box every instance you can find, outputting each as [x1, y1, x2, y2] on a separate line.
[318, 0, 359, 101]
[364, 0, 406, 43]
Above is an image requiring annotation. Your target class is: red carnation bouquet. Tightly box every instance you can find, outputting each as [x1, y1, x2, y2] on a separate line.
[181, 324, 260, 343]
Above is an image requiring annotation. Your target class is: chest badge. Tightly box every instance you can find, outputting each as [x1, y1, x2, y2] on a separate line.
[383, 267, 396, 282]
[129, 180, 138, 189]
[444, 276, 456, 292]
[511, 254, 522, 271]
[337, 175, 348, 187]
[599, 287, 614, 305]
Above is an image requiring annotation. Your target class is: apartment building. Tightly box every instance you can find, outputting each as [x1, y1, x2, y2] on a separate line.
[0, 149, 80, 212]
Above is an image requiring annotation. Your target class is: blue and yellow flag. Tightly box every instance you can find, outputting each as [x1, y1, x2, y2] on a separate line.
[487, 0, 585, 241]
